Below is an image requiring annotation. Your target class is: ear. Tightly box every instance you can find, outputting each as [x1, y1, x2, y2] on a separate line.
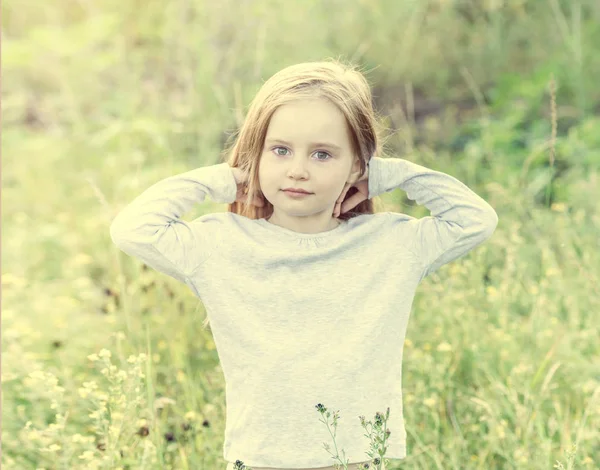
[347, 157, 362, 185]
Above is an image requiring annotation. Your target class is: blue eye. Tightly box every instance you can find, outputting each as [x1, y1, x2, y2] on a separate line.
[272, 146, 331, 161]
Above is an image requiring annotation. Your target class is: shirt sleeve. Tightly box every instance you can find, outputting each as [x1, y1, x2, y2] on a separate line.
[367, 156, 498, 280]
[109, 162, 238, 284]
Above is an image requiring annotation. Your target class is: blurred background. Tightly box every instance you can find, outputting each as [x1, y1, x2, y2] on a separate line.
[2, 0, 599, 468]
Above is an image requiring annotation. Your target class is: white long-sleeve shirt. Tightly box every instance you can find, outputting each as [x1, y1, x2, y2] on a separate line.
[110, 156, 498, 468]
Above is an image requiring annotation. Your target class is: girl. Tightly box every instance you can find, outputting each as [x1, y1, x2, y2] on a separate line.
[110, 59, 498, 470]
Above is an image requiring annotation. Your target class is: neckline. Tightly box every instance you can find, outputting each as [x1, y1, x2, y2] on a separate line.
[255, 217, 349, 239]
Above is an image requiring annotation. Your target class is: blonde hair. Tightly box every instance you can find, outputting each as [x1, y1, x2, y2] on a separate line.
[219, 57, 390, 221]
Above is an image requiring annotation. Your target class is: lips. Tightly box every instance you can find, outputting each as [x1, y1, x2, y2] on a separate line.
[283, 189, 312, 194]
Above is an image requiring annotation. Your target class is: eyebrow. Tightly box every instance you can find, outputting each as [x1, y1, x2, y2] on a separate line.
[265, 138, 342, 152]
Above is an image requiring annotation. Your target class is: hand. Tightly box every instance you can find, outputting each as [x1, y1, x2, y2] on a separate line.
[231, 166, 264, 207]
[333, 166, 369, 218]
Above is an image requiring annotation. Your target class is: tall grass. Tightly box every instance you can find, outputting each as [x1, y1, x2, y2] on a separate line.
[2, 0, 600, 468]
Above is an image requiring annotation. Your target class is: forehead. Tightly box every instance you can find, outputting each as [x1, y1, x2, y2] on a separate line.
[265, 98, 349, 145]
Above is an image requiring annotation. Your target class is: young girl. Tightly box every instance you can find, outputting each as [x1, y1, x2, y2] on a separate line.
[110, 59, 498, 470]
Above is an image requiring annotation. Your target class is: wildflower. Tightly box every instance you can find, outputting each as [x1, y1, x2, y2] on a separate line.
[374, 412, 384, 427]
[88, 410, 104, 419]
[88, 354, 99, 361]
[28, 370, 46, 381]
[98, 349, 111, 359]
[113, 331, 126, 340]
[109, 424, 120, 439]
[423, 397, 437, 408]
[78, 450, 95, 460]
[48, 422, 64, 432]
[77, 387, 90, 398]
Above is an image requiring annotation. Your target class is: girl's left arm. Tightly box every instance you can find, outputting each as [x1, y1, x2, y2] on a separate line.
[367, 156, 498, 281]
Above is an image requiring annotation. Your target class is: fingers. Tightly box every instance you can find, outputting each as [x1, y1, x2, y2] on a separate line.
[335, 186, 368, 217]
[334, 183, 351, 217]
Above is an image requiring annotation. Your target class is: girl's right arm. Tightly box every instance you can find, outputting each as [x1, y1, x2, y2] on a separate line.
[109, 162, 237, 284]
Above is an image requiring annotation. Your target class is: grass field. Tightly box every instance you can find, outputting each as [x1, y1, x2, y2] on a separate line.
[2, 0, 600, 468]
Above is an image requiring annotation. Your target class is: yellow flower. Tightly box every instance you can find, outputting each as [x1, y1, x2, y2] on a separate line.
[78, 450, 95, 460]
[423, 397, 437, 408]
[83, 381, 98, 390]
[28, 371, 46, 381]
[98, 349, 111, 359]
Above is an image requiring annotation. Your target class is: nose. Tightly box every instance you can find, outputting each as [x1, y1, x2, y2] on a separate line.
[286, 154, 311, 176]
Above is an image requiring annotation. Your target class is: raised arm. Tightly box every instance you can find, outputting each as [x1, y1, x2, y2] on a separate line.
[109, 162, 237, 284]
[367, 156, 498, 280]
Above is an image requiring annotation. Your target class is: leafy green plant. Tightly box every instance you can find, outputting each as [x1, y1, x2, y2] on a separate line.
[233, 404, 392, 470]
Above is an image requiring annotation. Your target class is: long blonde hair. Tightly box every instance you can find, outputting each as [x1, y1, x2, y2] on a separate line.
[219, 57, 390, 221]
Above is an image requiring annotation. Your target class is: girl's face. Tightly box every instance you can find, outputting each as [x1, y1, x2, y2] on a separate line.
[258, 97, 361, 234]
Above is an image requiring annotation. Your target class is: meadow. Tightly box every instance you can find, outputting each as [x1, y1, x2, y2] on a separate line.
[2, 0, 600, 469]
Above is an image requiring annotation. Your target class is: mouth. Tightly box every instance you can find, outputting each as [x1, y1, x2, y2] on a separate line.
[282, 189, 312, 196]
[283, 190, 311, 194]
